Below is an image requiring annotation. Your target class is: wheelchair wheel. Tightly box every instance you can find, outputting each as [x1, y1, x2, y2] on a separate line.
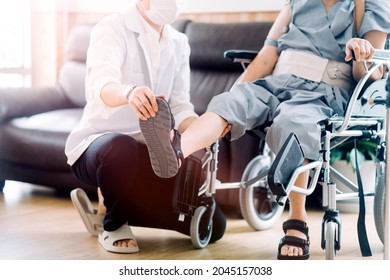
[374, 160, 386, 244]
[239, 154, 284, 230]
[190, 205, 213, 249]
[325, 221, 338, 260]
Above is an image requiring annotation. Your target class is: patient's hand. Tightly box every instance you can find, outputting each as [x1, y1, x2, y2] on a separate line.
[345, 38, 375, 62]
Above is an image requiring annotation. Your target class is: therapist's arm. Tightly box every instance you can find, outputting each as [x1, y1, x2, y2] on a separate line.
[240, 46, 279, 82]
[100, 82, 159, 121]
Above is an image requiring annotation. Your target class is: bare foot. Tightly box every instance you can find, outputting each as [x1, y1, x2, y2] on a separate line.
[278, 219, 309, 259]
[279, 229, 307, 257]
[114, 239, 138, 249]
[170, 130, 182, 168]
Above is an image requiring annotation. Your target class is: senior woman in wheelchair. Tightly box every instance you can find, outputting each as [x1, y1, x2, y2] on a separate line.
[139, 0, 390, 259]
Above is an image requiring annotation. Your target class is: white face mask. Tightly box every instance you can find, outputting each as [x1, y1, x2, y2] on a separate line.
[144, 0, 181, 26]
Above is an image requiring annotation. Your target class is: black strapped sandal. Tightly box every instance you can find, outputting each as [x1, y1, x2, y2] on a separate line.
[140, 98, 184, 178]
[277, 219, 310, 260]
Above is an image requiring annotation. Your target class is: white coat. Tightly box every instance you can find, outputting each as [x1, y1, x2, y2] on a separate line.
[65, 5, 197, 165]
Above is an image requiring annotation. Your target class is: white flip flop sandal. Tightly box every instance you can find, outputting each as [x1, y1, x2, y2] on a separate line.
[98, 224, 139, 254]
[70, 188, 104, 236]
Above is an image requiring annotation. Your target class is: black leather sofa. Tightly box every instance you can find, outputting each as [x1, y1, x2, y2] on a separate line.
[0, 20, 272, 210]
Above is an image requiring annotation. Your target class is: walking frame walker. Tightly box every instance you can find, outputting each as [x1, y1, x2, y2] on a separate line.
[175, 45, 390, 260]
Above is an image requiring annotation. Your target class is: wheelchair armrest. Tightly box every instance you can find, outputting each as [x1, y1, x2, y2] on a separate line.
[224, 50, 258, 63]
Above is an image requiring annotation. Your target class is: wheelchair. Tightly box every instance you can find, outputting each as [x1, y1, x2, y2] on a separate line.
[176, 47, 390, 260]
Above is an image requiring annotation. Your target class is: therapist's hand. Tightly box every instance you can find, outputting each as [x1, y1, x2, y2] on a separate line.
[127, 86, 161, 121]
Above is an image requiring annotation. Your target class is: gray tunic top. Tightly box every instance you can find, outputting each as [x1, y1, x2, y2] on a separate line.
[279, 0, 390, 62]
[207, 0, 390, 160]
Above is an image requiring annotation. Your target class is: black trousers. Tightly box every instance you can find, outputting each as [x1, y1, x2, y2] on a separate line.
[71, 133, 226, 242]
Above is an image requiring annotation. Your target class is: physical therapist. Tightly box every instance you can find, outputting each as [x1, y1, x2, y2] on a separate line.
[65, 0, 226, 254]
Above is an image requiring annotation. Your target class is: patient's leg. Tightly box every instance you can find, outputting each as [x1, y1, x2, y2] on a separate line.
[279, 160, 309, 258]
[181, 112, 229, 158]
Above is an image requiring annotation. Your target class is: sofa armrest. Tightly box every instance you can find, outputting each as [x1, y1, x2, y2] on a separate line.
[0, 85, 74, 124]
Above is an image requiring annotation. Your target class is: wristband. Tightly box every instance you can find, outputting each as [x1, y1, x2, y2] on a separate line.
[264, 37, 278, 47]
[122, 85, 137, 102]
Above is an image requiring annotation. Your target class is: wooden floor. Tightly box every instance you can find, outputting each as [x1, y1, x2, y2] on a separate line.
[0, 180, 386, 260]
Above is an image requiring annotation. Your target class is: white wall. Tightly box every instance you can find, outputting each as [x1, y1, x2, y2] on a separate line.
[33, 0, 284, 13]
[182, 0, 284, 13]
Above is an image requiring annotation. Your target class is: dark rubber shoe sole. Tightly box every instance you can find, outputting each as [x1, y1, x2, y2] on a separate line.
[139, 98, 179, 178]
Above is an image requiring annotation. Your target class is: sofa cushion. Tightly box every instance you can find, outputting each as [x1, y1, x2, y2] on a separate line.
[58, 61, 87, 108]
[58, 23, 94, 108]
[171, 19, 192, 33]
[63, 23, 94, 63]
[0, 109, 82, 171]
[190, 69, 241, 115]
[0, 86, 72, 124]
[187, 22, 272, 71]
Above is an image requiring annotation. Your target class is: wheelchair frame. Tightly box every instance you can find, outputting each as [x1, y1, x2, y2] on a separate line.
[186, 48, 390, 260]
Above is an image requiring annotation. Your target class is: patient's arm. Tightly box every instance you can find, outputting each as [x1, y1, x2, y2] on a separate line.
[240, 3, 291, 83]
[348, 30, 388, 82]
[240, 46, 279, 83]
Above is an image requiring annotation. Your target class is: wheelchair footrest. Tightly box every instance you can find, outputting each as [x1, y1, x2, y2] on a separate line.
[173, 154, 205, 218]
[267, 133, 305, 198]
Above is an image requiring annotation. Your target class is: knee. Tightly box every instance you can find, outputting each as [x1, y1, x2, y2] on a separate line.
[266, 115, 320, 160]
[273, 116, 301, 133]
[267, 116, 297, 151]
[98, 134, 139, 167]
